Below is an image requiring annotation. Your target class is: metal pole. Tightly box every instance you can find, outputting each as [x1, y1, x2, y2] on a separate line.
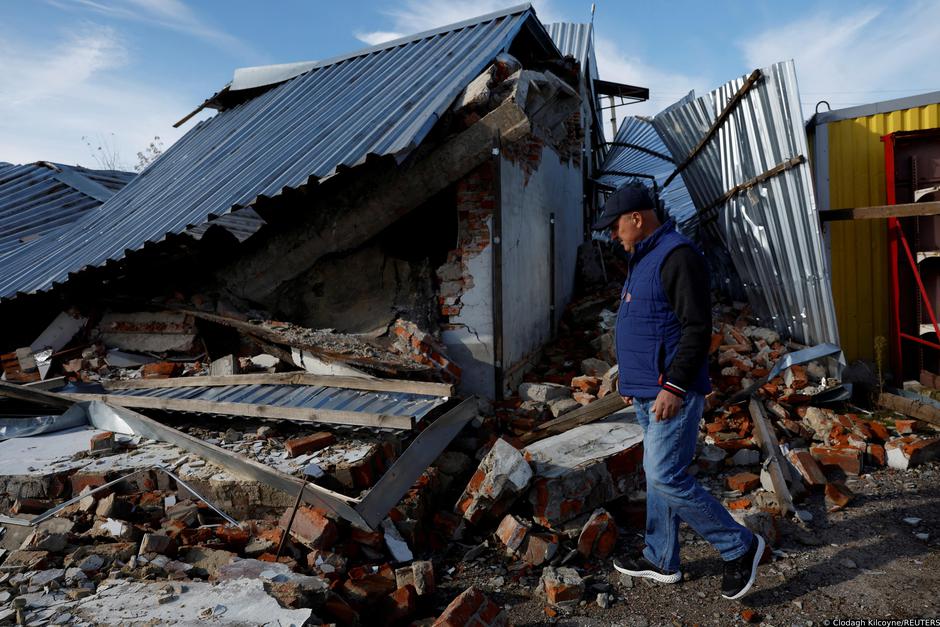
[491, 133, 505, 401]
[276, 483, 306, 559]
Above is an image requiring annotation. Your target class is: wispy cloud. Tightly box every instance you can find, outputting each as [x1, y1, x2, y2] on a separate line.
[0, 22, 198, 168]
[354, 0, 560, 46]
[739, 1, 940, 114]
[49, 0, 261, 61]
[592, 35, 711, 122]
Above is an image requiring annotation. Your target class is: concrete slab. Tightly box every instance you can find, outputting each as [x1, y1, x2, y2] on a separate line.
[524, 414, 644, 527]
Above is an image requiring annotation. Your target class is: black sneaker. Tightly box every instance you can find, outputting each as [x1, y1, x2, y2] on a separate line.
[721, 534, 765, 600]
[613, 554, 681, 584]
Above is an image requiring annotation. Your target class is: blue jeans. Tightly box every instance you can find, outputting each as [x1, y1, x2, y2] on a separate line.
[633, 392, 753, 572]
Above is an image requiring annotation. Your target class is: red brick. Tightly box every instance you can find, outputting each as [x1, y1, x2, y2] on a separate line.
[786, 450, 827, 487]
[69, 471, 110, 494]
[89, 431, 115, 452]
[726, 472, 761, 493]
[810, 445, 863, 475]
[521, 532, 559, 566]
[576, 508, 618, 559]
[433, 586, 507, 627]
[570, 375, 600, 394]
[825, 482, 854, 511]
[141, 361, 178, 378]
[284, 432, 336, 457]
[741, 608, 762, 623]
[495, 514, 530, 554]
[866, 443, 886, 467]
[895, 419, 917, 434]
[280, 506, 337, 549]
[867, 420, 890, 441]
[728, 497, 752, 510]
[383, 585, 417, 622]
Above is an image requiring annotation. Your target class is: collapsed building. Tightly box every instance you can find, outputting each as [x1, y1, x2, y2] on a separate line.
[1, 4, 939, 625]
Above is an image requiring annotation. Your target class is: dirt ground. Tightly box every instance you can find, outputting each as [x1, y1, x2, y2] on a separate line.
[433, 461, 940, 626]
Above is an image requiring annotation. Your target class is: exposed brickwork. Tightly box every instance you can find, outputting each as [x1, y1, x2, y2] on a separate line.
[436, 162, 495, 320]
[390, 318, 461, 382]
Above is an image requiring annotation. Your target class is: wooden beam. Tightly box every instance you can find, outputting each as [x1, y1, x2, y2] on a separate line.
[0, 380, 368, 527]
[223, 100, 531, 304]
[519, 393, 627, 445]
[0, 379, 72, 409]
[101, 372, 453, 397]
[84, 402, 367, 527]
[820, 201, 940, 222]
[877, 392, 940, 428]
[61, 392, 415, 430]
[749, 399, 795, 517]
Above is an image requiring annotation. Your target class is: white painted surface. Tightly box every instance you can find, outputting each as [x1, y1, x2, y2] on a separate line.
[500, 144, 583, 391]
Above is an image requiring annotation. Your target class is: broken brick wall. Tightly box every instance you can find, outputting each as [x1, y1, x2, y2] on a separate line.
[439, 162, 498, 398]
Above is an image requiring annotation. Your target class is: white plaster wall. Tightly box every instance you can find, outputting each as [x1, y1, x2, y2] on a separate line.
[500, 145, 583, 386]
[442, 217, 496, 399]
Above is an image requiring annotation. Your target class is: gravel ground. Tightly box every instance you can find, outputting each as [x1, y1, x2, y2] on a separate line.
[432, 461, 940, 626]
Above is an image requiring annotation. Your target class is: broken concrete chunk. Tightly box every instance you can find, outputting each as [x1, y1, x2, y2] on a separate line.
[540, 566, 584, 605]
[381, 519, 414, 563]
[885, 435, 940, 470]
[139, 533, 173, 556]
[547, 396, 581, 417]
[580, 358, 611, 377]
[525, 418, 643, 527]
[519, 382, 571, 403]
[456, 438, 533, 524]
[801, 407, 836, 441]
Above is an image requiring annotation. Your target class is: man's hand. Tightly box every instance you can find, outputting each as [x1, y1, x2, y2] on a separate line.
[652, 389, 682, 421]
[620, 395, 633, 406]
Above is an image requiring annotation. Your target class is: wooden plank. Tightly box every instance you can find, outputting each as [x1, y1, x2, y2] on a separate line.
[749, 399, 795, 517]
[83, 402, 368, 528]
[519, 393, 627, 445]
[355, 398, 478, 528]
[61, 392, 415, 430]
[0, 379, 73, 409]
[101, 371, 453, 397]
[820, 201, 940, 222]
[877, 392, 940, 428]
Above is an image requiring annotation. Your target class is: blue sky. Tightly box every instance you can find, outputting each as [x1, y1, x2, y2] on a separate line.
[2, 0, 937, 169]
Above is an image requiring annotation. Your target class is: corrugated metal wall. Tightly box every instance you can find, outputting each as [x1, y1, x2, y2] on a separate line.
[825, 103, 940, 361]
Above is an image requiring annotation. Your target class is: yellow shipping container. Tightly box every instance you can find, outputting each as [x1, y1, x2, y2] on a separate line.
[809, 93, 940, 362]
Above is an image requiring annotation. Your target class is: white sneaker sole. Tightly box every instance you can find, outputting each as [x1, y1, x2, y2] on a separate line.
[722, 534, 765, 600]
[613, 561, 681, 584]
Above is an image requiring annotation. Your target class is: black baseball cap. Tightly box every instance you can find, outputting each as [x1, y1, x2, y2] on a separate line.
[592, 183, 658, 230]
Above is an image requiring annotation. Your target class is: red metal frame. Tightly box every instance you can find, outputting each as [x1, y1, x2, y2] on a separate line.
[885, 132, 940, 382]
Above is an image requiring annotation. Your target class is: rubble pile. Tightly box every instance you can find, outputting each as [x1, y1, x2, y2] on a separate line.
[1, 256, 939, 623]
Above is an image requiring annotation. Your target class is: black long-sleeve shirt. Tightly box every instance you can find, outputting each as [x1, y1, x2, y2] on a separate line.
[659, 246, 712, 394]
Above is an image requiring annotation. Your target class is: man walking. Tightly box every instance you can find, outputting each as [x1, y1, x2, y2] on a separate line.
[592, 183, 764, 600]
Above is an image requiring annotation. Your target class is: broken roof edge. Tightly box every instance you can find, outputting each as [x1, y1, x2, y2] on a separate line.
[203, 4, 540, 103]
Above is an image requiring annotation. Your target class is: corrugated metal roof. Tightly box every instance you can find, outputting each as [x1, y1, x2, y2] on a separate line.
[0, 4, 550, 301]
[0, 162, 134, 256]
[109, 383, 445, 425]
[598, 116, 696, 229]
[544, 22, 597, 81]
[652, 61, 839, 346]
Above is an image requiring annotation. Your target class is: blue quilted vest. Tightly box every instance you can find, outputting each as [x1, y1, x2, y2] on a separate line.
[616, 219, 711, 398]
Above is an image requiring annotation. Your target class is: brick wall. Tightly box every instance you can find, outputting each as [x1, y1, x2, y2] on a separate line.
[436, 162, 496, 319]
